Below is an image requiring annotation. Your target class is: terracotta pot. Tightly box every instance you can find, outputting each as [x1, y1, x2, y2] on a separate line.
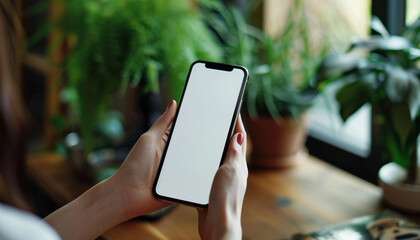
[379, 162, 420, 212]
[244, 114, 308, 169]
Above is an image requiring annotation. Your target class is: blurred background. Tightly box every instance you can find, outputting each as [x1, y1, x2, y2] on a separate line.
[4, 0, 420, 218]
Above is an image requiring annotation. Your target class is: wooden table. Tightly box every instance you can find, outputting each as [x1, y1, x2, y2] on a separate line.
[27, 152, 386, 239]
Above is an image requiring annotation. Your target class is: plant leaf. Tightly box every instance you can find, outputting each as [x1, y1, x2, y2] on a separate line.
[403, 16, 420, 46]
[388, 104, 412, 151]
[385, 65, 420, 119]
[409, 48, 420, 61]
[335, 79, 370, 121]
[262, 75, 279, 119]
[387, 132, 409, 167]
[350, 36, 411, 52]
[370, 16, 389, 37]
[314, 54, 363, 89]
[406, 114, 420, 153]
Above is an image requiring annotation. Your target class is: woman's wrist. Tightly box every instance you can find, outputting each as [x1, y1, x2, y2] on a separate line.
[213, 217, 241, 240]
[219, 212, 242, 240]
[107, 171, 161, 220]
[98, 177, 131, 221]
[44, 178, 128, 240]
[208, 218, 242, 240]
[202, 204, 242, 240]
[105, 174, 133, 220]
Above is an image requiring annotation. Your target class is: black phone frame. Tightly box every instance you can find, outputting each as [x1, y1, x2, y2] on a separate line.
[152, 60, 248, 208]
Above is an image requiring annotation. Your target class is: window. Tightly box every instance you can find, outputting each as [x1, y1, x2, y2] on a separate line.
[307, 0, 420, 183]
[260, 0, 420, 183]
[305, 0, 372, 158]
[407, 0, 420, 24]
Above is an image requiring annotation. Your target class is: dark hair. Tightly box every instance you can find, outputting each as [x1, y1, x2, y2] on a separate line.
[0, 2, 29, 210]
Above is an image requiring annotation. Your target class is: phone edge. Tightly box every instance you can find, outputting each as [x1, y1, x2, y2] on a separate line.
[152, 60, 249, 208]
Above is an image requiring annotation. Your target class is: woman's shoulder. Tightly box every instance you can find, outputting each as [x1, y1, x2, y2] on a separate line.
[0, 203, 61, 240]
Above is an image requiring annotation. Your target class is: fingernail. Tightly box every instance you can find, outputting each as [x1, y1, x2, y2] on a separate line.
[237, 133, 244, 146]
[166, 100, 174, 110]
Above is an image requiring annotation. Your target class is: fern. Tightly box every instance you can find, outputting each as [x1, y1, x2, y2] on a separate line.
[60, 0, 222, 153]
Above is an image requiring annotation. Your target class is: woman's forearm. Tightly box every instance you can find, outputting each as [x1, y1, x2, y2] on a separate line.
[43, 102, 178, 240]
[44, 177, 129, 240]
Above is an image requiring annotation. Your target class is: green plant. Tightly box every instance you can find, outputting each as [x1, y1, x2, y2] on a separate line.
[314, 16, 420, 185]
[204, 0, 328, 119]
[58, 0, 222, 154]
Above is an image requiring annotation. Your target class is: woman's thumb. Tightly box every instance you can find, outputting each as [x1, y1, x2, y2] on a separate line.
[149, 100, 177, 136]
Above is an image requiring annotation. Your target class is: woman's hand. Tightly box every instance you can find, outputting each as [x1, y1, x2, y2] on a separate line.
[197, 116, 248, 240]
[109, 100, 178, 219]
[45, 100, 177, 240]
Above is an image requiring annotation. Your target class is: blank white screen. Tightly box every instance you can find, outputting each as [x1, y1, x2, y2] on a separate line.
[155, 62, 245, 205]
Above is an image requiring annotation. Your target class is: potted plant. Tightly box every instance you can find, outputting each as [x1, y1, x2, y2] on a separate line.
[315, 16, 420, 212]
[204, 0, 327, 168]
[53, 0, 222, 163]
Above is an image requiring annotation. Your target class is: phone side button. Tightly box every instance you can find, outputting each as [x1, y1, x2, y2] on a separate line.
[238, 100, 243, 111]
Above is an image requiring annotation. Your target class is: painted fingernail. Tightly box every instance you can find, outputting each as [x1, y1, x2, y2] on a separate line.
[166, 100, 174, 110]
[237, 133, 244, 146]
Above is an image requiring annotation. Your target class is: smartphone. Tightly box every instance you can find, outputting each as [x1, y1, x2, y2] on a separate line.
[153, 60, 248, 208]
